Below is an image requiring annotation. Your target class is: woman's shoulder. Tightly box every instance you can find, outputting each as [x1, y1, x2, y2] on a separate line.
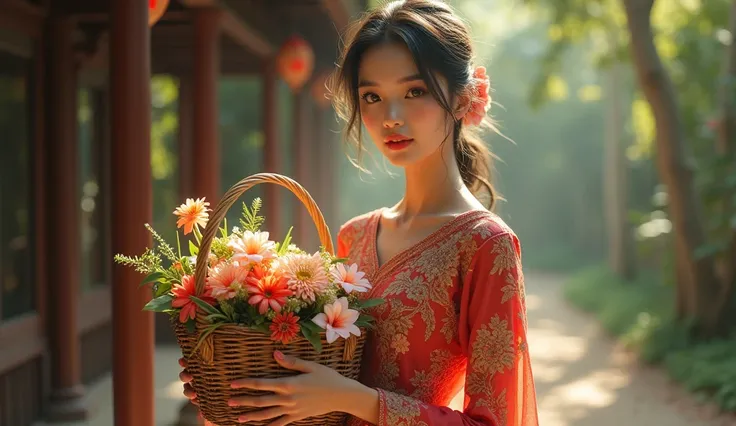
[462, 210, 521, 254]
[336, 208, 382, 245]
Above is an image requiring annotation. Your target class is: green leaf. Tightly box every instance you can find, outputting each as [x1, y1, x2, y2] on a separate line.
[189, 296, 221, 316]
[302, 320, 323, 333]
[300, 323, 323, 353]
[250, 323, 271, 334]
[139, 271, 165, 288]
[206, 313, 229, 322]
[185, 318, 196, 333]
[154, 281, 172, 297]
[355, 314, 376, 329]
[189, 240, 199, 257]
[331, 257, 350, 264]
[176, 231, 182, 258]
[221, 217, 229, 238]
[277, 227, 294, 256]
[353, 298, 385, 309]
[143, 294, 174, 312]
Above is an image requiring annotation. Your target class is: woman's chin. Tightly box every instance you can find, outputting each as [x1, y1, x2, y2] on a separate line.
[383, 151, 417, 168]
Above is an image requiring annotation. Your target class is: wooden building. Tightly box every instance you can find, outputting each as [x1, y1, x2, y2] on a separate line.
[0, 0, 363, 424]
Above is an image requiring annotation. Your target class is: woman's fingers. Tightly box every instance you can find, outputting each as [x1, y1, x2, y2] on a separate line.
[183, 383, 197, 400]
[228, 394, 294, 408]
[178, 357, 188, 368]
[179, 369, 193, 383]
[237, 407, 291, 423]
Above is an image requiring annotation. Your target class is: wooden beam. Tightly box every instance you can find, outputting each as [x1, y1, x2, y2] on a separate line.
[220, 8, 273, 56]
[321, 0, 360, 32]
[0, 0, 46, 38]
[179, 0, 274, 57]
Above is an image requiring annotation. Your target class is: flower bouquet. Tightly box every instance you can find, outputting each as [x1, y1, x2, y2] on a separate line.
[114, 174, 381, 426]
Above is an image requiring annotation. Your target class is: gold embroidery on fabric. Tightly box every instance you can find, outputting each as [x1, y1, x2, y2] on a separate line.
[501, 272, 520, 304]
[363, 216, 513, 400]
[476, 388, 509, 426]
[471, 314, 515, 376]
[409, 349, 461, 401]
[459, 237, 478, 277]
[391, 334, 410, 354]
[373, 298, 413, 390]
[490, 234, 517, 275]
[383, 391, 430, 426]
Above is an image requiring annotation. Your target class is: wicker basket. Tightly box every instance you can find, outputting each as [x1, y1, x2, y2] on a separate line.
[174, 173, 367, 426]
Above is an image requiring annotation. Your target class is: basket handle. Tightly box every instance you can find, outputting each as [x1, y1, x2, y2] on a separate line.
[194, 173, 334, 296]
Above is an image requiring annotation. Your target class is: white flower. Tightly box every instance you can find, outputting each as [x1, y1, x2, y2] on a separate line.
[312, 297, 361, 344]
[227, 231, 276, 265]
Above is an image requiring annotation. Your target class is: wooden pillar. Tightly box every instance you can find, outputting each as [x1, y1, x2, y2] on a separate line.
[45, 14, 87, 422]
[109, 0, 154, 424]
[178, 74, 194, 200]
[192, 8, 222, 204]
[321, 108, 339, 237]
[262, 60, 281, 237]
[293, 91, 314, 249]
[312, 105, 328, 227]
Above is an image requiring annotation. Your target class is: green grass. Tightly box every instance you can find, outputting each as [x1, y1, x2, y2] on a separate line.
[564, 265, 736, 412]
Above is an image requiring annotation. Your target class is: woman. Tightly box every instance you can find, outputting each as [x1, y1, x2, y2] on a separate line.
[180, 1, 539, 424]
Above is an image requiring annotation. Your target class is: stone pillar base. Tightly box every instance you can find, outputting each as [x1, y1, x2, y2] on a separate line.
[45, 385, 88, 422]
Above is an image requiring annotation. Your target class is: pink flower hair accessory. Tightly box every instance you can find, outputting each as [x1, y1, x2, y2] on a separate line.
[462, 66, 491, 127]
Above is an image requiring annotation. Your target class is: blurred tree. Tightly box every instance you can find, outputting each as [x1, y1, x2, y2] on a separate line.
[524, 0, 736, 334]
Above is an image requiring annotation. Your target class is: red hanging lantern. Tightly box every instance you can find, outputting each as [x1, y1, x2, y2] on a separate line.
[149, 0, 170, 27]
[277, 36, 315, 93]
[310, 70, 332, 108]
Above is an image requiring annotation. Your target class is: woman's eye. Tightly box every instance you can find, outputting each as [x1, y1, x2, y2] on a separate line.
[361, 92, 380, 104]
[407, 88, 426, 98]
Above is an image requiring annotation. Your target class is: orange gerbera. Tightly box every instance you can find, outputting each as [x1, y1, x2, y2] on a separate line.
[245, 271, 292, 315]
[171, 275, 216, 323]
[173, 197, 210, 235]
[269, 312, 300, 344]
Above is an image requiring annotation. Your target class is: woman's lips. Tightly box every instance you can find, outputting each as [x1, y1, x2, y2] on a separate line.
[384, 133, 414, 150]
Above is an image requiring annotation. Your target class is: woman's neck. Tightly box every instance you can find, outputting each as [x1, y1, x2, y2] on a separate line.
[396, 148, 472, 218]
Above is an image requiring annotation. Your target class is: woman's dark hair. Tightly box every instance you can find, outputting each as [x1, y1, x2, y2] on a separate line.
[329, 0, 499, 209]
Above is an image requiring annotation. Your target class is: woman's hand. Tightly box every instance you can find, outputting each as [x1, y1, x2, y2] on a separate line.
[179, 357, 218, 426]
[228, 350, 379, 425]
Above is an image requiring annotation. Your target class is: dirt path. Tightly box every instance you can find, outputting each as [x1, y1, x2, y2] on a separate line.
[525, 272, 734, 426]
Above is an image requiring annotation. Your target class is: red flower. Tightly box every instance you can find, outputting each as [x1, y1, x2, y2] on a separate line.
[269, 312, 301, 344]
[246, 271, 292, 315]
[171, 275, 215, 323]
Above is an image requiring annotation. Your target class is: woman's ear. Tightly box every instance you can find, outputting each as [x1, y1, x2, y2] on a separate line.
[453, 91, 472, 121]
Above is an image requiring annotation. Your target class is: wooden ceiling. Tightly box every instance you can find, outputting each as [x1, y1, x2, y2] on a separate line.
[70, 0, 364, 76]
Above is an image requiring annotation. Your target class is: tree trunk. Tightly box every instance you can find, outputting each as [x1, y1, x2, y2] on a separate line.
[604, 62, 636, 280]
[714, 0, 736, 320]
[621, 0, 722, 332]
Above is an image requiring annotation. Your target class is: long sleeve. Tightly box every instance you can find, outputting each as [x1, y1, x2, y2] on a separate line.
[374, 232, 539, 426]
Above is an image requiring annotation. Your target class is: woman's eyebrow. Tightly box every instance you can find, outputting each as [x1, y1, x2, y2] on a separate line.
[358, 73, 423, 88]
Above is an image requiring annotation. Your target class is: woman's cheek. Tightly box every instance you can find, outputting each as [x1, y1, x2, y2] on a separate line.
[405, 100, 439, 127]
[360, 108, 381, 131]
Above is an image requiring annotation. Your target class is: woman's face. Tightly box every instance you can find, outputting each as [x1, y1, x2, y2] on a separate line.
[357, 42, 456, 168]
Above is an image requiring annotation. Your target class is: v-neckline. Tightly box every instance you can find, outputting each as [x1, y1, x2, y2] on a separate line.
[367, 207, 490, 284]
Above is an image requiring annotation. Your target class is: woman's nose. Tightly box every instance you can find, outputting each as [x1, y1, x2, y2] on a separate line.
[382, 104, 404, 128]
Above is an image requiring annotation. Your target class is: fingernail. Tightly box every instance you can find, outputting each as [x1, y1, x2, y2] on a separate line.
[238, 416, 248, 423]
[274, 350, 284, 361]
[227, 399, 236, 407]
